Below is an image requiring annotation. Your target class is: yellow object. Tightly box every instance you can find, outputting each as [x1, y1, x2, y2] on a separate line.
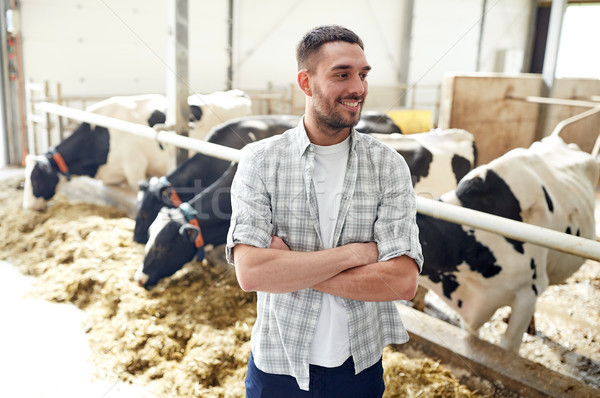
[386, 109, 432, 134]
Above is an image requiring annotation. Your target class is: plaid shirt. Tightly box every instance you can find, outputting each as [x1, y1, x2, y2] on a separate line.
[226, 119, 423, 391]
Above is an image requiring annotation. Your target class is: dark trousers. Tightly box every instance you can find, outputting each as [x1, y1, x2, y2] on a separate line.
[245, 352, 385, 398]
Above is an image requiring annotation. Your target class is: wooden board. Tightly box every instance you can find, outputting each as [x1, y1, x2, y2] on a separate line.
[395, 304, 600, 398]
[440, 73, 543, 165]
[547, 78, 600, 153]
[441, 73, 600, 165]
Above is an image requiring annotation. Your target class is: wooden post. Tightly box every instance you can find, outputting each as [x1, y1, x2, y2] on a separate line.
[166, 0, 189, 170]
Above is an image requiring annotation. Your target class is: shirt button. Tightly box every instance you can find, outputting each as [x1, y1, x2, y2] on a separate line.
[312, 304, 319, 311]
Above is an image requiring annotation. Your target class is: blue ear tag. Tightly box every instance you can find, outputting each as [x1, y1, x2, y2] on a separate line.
[195, 247, 206, 261]
[158, 176, 170, 187]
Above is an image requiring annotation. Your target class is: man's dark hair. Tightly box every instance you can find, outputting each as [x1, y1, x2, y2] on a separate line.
[296, 25, 364, 71]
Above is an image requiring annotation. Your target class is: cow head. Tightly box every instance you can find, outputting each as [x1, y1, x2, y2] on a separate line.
[134, 207, 200, 288]
[134, 176, 182, 243]
[23, 144, 75, 210]
[23, 154, 61, 210]
[134, 204, 231, 289]
[134, 164, 236, 289]
[22, 123, 110, 210]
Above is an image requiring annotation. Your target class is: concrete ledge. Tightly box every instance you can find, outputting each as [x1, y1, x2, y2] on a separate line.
[395, 304, 598, 397]
[59, 176, 138, 219]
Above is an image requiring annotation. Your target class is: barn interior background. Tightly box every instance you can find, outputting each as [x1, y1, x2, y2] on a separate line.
[0, 0, 599, 397]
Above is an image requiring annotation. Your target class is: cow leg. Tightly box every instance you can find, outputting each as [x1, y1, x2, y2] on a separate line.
[500, 289, 538, 353]
[527, 316, 536, 335]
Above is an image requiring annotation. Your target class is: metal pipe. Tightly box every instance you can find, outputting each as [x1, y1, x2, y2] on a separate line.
[549, 105, 600, 137]
[35, 101, 600, 262]
[35, 102, 242, 163]
[507, 95, 600, 108]
[416, 196, 600, 262]
[591, 135, 600, 159]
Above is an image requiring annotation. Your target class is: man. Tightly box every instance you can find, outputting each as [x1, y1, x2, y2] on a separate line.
[226, 25, 423, 397]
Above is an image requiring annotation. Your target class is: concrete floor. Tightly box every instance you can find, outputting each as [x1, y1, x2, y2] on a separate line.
[0, 167, 155, 398]
[0, 261, 157, 398]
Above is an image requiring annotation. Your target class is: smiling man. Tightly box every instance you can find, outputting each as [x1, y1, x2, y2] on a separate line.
[226, 25, 423, 397]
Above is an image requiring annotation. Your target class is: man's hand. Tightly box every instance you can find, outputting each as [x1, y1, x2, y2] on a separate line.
[270, 236, 290, 251]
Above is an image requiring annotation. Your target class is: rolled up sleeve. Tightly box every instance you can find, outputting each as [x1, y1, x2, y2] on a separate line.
[226, 145, 274, 264]
[374, 154, 424, 271]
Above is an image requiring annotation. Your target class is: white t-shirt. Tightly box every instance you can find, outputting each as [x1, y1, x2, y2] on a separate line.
[308, 136, 351, 367]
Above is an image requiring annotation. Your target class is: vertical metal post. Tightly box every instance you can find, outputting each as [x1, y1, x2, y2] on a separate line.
[397, 0, 414, 107]
[475, 0, 488, 72]
[166, 0, 189, 169]
[226, 0, 234, 90]
[56, 82, 64, 140]
[0, 0, 24, 165]
[536, 0, 567, 139]
[522, 0, 539, 73]
[26, 81, 37, 156]
[0, 0, 9, 166]
[44, 80, 51, 149]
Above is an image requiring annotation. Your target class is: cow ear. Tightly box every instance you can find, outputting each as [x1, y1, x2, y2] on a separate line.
[160, 186, 171, 204]
[189, 105, 203, 122]
[178, 223, 199, 243]
[36, 156, 54, 174]
[138, 180, 149, 191]
[161, 186, 177, 206]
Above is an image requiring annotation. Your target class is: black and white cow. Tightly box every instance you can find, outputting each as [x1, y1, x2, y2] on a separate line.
[416, 136, 598, 352]
[134, 163, 238, 288]
[185, 89, 253, 140]
[23, 91, 251, 211]
[355, 111, 402, 135]
[134, 114, 301, 243]
[372, 128, 477, 198]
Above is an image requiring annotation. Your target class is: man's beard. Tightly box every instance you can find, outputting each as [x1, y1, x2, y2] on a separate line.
[312, 88, 363, 133]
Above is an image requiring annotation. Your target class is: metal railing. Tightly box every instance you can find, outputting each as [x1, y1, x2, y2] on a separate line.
[35, 100, 600, 262]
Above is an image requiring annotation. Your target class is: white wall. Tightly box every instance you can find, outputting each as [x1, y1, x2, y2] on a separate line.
[479, 0, 532, 74]
[19, 0, 533, 110]
[233, 0, 405, 90]
[410, 0, 532, 107]
[21, 0, 229, 96]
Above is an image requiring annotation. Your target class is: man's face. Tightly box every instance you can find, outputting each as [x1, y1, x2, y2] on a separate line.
[308, 41, 370, 131]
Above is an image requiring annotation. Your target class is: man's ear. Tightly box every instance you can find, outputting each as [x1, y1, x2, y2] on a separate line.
[297, 70, 312, 96]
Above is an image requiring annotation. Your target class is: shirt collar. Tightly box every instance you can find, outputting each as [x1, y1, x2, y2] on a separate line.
[293, 116, 359, 157]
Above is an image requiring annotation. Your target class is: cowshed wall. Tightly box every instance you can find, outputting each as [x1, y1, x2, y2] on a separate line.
[19, 0, 533, 109]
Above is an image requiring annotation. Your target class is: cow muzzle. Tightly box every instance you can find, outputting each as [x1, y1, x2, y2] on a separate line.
[134, 263, 149, 287]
